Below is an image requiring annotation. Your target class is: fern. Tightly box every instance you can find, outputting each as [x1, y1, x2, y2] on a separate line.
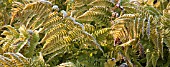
[0, 53, 30, 67]
[77, 11, 109, 23]
[88, 0, 115, 7]
[11, 1, 52, 30]
[1, 0, 170, 67]
[111, 1, 170, 67]
[0, 1, 56, 66]
[41, 11, 104, 56]
[89, 6, 112, 16]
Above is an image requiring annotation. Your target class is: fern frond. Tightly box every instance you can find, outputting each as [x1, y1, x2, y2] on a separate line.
[1, 24, 40, 58]
[41, 11, 104, 56]
[42, 16, 63, 31]
[46, 50, 66, 63]
[42, 43, 70, 56]
[119, 39, 135, 47]
[84, 24, 95, 33]
[24, 30, 39, 58]
[2, 40, 13, 53]
[72, 10, 87, 18]
[92, 28, 112, 46]
[93, 28, 111, 37]
[162, 8, 170, 27]
[68, 28, 82, 39]
[73, 0, 92, 8]
[77, 11, 109, 22]
[89, 0, 114, 7]
[57, 62, 76, 67]
[123, 3, 162, 16]
[89, 6, 112, 16]
[0, 53, 30, 67]
[11, 2, 24, 24]
[48, 11, 59, 19]
[110, 2, 170, 66]
[1, 30, 12, 36]
[4, 25, 19, 38]
[41, 23, 65, 43]
[12, 1, 52, 30]
[41, 29, 67, 43]
[14, 38, 28, 53]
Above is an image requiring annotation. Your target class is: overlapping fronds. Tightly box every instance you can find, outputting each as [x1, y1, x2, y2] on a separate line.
[0, 0, 14, 27]
[40, 17, 78, 56]
[110, 2, 170, 67]
[0, 52, 48, 67]
[72, 0, 114, 22]
[1, 0, 170, 67]
[1, 0, 105, 66]
[73, 0, 117, 30]
[11, 1, 52, 30]
[0, 53, 30, 67]
[161, 4, 170, 67]
[112, 13, 141, 40]
[41, 16, 63, 32]
[76, 0, 113, 20]
[0, 25, 39, 58]
[41, 14, 104, 56]
[70, 0, 92, 17]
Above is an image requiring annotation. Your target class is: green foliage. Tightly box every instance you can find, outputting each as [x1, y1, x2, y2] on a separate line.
[0, 0, 170, 67]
